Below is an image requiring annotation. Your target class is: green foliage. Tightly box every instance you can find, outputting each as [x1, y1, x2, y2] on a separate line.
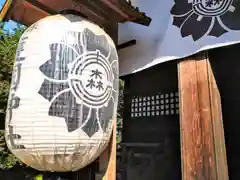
[34, 174, 43, 180]
[0, 22, 25, 169]
[0, 130, 23, 169]
[117, 79, 124, 150]
[0, 23, 25, 105]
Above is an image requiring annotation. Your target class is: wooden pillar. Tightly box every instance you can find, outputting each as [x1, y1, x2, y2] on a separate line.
[97, 22, 118, 180]
[103, 119, 117, 180]
[178, 51, 229, 180]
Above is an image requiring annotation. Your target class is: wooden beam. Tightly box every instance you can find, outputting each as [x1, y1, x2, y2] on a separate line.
[110, 0, 152, 26]
[1, 0, 151, 27]
[36, 0, 107, 25]
[0, 0, 12, 21]
[117, 39, 136, 50]
[178, 52, 229, 180]
[5, 0, 50, 26]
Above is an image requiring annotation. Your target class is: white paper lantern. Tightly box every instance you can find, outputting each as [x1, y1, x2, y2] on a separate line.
[5, 14, 119, 172]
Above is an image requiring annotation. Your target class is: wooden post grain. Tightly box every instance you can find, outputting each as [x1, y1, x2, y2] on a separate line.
[178, 52, 228, 180]
[97, 22, 118, 180]
[104, 119, 117, 180]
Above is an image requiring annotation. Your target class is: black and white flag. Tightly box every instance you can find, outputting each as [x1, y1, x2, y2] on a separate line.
[119, 0, 240, 75]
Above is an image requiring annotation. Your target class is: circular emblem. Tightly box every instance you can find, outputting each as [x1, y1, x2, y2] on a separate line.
[68, 50, 114, 108]
[192, 0, 233, 17]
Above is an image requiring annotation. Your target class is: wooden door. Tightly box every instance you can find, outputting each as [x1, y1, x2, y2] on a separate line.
[122, 61, 181, 180]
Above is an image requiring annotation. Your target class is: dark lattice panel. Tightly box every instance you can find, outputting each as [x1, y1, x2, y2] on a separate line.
[131, 92, 179, 118]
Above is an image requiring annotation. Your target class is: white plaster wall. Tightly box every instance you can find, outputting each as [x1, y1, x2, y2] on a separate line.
[118, 0, 174, 76]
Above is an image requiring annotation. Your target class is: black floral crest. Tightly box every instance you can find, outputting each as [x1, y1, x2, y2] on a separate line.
[171, 0, 240, 41]
[38, 28, 118, 137]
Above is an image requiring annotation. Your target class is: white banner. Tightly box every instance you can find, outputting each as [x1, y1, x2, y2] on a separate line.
[118, 0, 240, 76]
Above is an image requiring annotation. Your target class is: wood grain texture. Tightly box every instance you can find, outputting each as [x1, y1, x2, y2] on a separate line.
[104, 119, 117, 180]
[0, 0, 12, 21]
[98, 22, 118, 180]
[4, 0, 151, 27]
[7, 0, 50, 26]
[178, 52, 228, 180]
[97, 120, 116, 180]
[207, 58, 229, 180]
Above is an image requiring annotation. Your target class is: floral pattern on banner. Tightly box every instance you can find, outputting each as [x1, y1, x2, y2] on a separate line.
[171, 0, 240, 41]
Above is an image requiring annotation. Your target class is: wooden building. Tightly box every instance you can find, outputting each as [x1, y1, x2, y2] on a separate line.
[2, 0, 240, 180]
[0, 0, 151, 180]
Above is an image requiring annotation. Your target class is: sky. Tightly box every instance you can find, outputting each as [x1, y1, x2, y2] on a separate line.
[0, 0, 18, 32]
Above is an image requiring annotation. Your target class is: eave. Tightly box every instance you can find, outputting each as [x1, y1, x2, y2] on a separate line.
[1, 0, 151, 27]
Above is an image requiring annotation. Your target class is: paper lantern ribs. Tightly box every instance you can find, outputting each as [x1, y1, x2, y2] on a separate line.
[5, 14, 119, 172]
